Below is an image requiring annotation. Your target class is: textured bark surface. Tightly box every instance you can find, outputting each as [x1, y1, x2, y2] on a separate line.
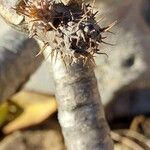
[0, 30, 43, 101]
[44, 49, 113, 150]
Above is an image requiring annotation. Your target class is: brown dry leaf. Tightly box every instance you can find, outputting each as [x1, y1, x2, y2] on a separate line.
[130, 115, 145, 131]
[111, 131, 144, 150]
[3, 91, 57, 134]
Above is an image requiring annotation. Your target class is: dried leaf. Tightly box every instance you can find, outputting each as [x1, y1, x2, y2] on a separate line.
[3, 91, 57, 134]
[0, 103, 9, 127]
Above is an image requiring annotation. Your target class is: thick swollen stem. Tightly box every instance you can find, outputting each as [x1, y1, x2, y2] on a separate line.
[44, 48, 113, 150]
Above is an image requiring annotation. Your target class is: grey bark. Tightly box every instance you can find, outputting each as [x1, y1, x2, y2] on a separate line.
[0, 30, 43, 101]
[44, 51, 113, 150]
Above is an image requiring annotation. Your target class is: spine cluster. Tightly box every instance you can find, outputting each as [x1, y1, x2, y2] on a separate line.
[15, 0, 116, 65]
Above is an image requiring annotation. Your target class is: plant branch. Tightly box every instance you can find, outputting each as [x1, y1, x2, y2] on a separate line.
[44, 49, 113, 149]
[0, 30, 43, 101]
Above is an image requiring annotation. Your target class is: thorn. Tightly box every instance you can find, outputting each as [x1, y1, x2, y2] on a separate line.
[29, 19, 41, 22]
[96, 52, 108, 58]
[36, 42, 49, 57]
[89, 38, 92, 51]
[81, 32, 86, 42]
[77, 10, 90, 28]
[76, 36, 80, 46]
[101, 36, 107, 39]
[93, 11, 99, 17]
[101, 40, 116, 46]
[69, 10, 74, 20]
[90, 29, 96, 35]
[96, 16, 105, 24]
[83, 57, 88, 66]
[86, 3, 91, 8]
[106, 31, 115, 34]
[104, 20, 117, 32]
[48, 22, 57, 31]
[71, 56, 75, 65]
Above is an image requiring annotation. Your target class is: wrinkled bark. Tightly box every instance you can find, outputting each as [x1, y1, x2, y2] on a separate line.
[0, 30, 43, 101]
[43, 48, 113, 150]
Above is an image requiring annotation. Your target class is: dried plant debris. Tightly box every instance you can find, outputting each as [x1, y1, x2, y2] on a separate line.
[111, 130, 150, 150]
[14, 0, 116, 64]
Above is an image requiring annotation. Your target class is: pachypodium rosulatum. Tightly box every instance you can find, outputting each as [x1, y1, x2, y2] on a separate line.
[0, 1, 115, 149]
